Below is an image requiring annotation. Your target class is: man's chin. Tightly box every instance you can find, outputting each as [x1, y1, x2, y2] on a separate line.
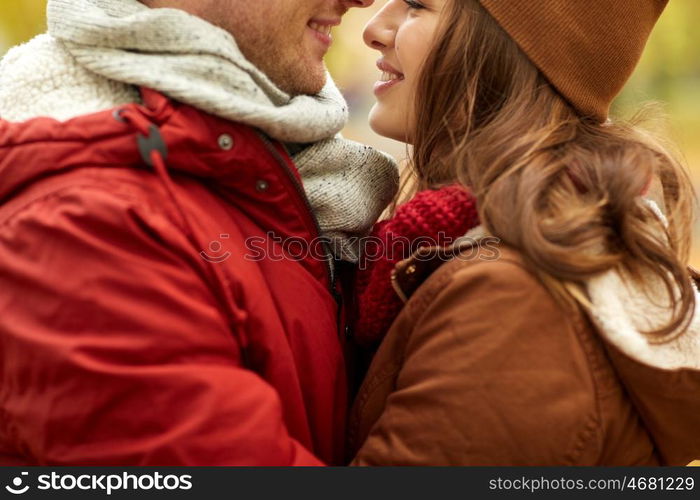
[277, 66, 327, 97]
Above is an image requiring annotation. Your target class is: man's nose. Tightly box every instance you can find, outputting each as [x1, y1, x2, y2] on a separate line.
[341, 0, 375, 9]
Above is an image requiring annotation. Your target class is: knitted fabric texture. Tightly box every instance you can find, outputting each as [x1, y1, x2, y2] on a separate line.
[47, 0, 346, 143]
[355, 185, 480, 347]
[478, 0, 668, 122]
[0, 0, 399, 262]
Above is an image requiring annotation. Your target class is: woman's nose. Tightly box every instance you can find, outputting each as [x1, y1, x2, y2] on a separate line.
[363, 6, 394, 50]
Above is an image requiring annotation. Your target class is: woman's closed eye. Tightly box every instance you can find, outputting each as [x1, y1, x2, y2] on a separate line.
[403, 0, 427, 10]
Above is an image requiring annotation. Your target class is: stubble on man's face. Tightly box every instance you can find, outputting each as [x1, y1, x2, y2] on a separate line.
[210, 0, 345, 96]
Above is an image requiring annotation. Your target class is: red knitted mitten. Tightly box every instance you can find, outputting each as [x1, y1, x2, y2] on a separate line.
[354, 185, 480, 347]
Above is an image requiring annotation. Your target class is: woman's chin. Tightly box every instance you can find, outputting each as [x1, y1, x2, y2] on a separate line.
[368, 107, 409, 144]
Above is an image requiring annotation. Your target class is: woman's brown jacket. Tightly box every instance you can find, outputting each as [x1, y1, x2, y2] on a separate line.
[349, 228, 700, 466]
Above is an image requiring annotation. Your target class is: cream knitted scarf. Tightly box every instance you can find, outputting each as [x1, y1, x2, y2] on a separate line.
[1, 0, 398, 262]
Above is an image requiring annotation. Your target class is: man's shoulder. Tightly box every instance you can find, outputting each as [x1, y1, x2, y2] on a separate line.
[0, 34, 139, 122]
[0, 167, 179, 233]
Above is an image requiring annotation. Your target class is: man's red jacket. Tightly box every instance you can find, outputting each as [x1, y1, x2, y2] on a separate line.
[0, 89, 349, 465]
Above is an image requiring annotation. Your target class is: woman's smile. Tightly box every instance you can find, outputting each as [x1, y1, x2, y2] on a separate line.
[363, 0, 444, 142]
[374, 59, 405, 95]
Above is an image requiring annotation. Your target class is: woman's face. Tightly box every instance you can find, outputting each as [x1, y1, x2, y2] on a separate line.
[363, 0, 445, 143]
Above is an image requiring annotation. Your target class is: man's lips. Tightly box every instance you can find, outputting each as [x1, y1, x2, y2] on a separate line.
[308, 18, 341, 48]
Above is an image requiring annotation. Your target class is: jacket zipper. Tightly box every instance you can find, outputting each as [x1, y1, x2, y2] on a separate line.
[255, 132, 338, 297]
[256, 134, 346, 339]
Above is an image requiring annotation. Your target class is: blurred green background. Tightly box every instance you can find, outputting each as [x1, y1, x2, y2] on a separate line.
[1, 0, 699, 265]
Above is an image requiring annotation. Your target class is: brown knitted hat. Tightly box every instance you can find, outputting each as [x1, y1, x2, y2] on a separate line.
[478, 0, 669, 122]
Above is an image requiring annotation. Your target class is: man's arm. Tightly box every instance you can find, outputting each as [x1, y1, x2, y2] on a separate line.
[0, 186, 321, 465]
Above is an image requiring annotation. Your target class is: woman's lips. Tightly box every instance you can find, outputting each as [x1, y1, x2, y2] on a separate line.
[374, 60, 405, 96]
[373, 78, 404, 95]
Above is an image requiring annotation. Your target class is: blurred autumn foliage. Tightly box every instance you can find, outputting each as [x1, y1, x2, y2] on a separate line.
[0, 0, 46, 50]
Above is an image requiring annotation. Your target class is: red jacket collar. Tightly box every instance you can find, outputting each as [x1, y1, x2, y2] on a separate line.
[0, 88, 298, 203]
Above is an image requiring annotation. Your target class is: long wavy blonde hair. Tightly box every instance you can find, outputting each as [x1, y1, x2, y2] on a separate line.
[408, 0, 696, 339]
